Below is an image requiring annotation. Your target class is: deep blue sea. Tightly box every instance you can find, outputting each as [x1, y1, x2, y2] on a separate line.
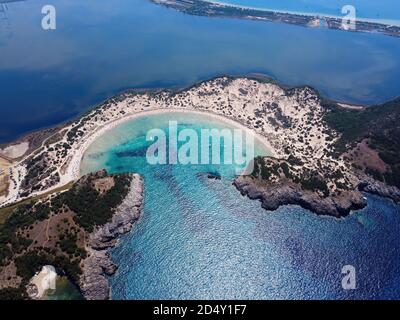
[1, 0, 400, 142]
[81, 112, 400, 300]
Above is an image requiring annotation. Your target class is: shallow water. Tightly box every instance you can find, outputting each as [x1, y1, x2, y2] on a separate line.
[45, 277, 83, 300]
[81, 112, 400, 300]
[1, 0, 400, 142]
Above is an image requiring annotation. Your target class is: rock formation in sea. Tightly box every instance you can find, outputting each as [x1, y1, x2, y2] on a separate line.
[233, 175, 366, 218]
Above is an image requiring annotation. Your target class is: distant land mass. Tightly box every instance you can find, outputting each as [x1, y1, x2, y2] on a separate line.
[150, 0, 400, 37]
[0, 75, 400, 299]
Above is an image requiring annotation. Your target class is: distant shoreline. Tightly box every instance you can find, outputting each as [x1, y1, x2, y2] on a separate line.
[207, 0, 400, 26]
[151, 0, 400, 37]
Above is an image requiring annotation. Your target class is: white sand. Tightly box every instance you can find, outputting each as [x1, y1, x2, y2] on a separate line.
[28, 265, 57, 299]
[70, 108, 276, 180]
[0, 77, 351, 206]
[338, 103, 364, 110]
[0, 142, 29, 159]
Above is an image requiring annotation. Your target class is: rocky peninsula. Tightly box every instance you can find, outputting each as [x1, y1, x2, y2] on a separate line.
[0, 170, 144, 300]
[81, 173, 143, 300]
[0, 75, 399, 222]
[0, 75, 399, 299]
[233, 158, 366, 217]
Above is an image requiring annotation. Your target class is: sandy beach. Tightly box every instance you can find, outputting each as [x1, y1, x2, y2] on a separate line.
[208, 0, 400, 26]
[27, 265, 57, 299]
[0, 77, 348, 207]
[0, 142, 29, 160]
[0, 156, 11, 198]
[73, 108, 277, 179]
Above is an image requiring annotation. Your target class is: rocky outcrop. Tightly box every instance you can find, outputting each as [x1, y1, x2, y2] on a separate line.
[196, 172, 222, 181]
[358, 179, 400, 203]
[233, 176, 367, 217]
[80, 174, 144, 300]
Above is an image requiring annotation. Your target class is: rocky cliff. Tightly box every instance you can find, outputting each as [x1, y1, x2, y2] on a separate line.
[233, 176, 367, 218]
[80, 174, 144, 300]
[358, 178, 400, 203]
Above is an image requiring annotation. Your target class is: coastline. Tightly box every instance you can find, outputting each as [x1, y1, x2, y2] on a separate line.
[80, 173, 144, 300]
[1, 0, 400, 301]
[208, 0, 400, 26]
[1, 75, 399, 218]
[2, 76, 288, 207]
[77, 108, 277, 178]
[0, 72, 397, 153]
[0, 169, 144, 300]
[150, 0, 400, 37]
[233, 174, 367, 217]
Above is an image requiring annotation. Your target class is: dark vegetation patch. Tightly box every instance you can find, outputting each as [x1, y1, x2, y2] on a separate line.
[63, 173, 131, 232]
[0, 171, 132, 299]
[251, 157, 331, 197]
[324, 98, 400, 188]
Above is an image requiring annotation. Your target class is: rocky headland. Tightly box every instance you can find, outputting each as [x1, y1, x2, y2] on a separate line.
[0, 170, 144, 300]
[234, 174, 366, 218]
[0, 75, 399, 222]
[80, 174, 144, 300]
[358, 178, 400, 203]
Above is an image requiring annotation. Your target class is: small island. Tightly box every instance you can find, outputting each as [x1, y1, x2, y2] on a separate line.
[0, 75, 399, 299]
[150, 0, 400, 38]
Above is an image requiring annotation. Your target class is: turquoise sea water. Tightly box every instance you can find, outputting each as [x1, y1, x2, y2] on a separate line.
[81, 112, 400, 300]
[1, 0, 400, 142]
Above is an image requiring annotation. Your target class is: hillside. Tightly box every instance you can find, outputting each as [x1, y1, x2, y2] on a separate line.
[0, 170, 143, 300]
[233, 96, 400, 217]
[324, 98, 400, 189]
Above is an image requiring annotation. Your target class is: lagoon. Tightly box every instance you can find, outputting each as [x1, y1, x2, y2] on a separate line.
[81, 111, 400, 299]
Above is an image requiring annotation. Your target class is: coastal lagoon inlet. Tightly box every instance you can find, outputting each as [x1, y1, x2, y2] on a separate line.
[80, 112, 400, 299]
